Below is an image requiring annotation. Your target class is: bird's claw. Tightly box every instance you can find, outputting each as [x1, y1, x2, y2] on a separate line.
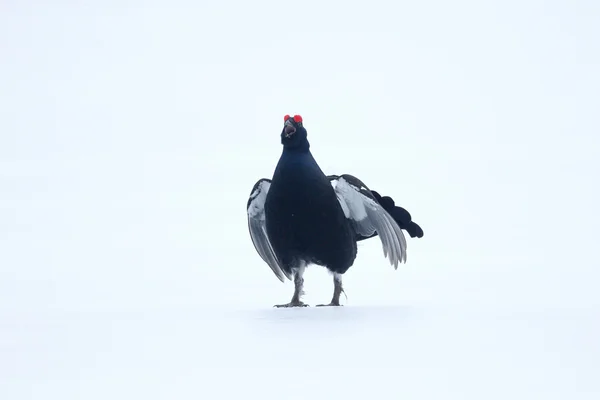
[316, 302, 342, 307]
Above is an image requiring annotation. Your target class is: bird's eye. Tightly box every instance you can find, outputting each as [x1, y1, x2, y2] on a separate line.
[284, 115, 291, 122]
[293, 115, 302, 123]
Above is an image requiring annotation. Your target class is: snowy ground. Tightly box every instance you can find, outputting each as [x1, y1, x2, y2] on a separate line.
[2, 302, 599, 399]
[3, 254, 599, 399]
[2, 1, 600, 399]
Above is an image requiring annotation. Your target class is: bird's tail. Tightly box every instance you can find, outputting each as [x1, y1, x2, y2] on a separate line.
[370, 190, 424, 238]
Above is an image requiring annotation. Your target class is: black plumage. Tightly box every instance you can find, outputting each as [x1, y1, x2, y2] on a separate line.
[247, 115, 423, 307]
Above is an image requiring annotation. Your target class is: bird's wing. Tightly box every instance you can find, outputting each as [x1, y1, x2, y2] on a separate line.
[328, 174, 408, 268]
[247, 178, 292, 282]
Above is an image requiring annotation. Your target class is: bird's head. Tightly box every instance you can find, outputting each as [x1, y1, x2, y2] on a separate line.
[280, 114, 309, 150]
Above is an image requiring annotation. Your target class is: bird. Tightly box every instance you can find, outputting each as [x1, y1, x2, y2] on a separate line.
[246, 114, 424, 307]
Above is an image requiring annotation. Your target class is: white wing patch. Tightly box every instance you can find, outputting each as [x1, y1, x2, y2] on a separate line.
[248, 180, 269, 219]
[247, 179, 292, 282]
[331, 176, 408, 268]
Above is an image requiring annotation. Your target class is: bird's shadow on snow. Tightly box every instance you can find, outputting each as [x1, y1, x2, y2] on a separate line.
[234, 304, 423, 342]
[244, 304, 419, 325]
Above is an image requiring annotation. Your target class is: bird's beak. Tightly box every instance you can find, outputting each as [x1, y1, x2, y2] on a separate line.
[284, 120, 296, 137]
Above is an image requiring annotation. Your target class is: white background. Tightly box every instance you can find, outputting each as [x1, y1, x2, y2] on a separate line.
[1, 1, 599, 399]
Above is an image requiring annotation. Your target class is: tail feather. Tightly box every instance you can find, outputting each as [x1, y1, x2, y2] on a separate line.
[371, 190, 424, 239]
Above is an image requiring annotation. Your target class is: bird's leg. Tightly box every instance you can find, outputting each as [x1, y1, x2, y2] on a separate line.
[274, 265, 309, 308]
[317, 273, 345, 307]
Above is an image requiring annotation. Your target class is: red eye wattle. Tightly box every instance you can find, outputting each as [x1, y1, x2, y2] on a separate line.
[284, 114, 291, 122]
[293, 115, 302, 123]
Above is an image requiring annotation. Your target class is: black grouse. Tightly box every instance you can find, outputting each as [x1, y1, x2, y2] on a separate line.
[247, 115, 423, 307]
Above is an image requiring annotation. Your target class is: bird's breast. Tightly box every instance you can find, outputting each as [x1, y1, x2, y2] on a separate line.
[266, 150, 345, 226]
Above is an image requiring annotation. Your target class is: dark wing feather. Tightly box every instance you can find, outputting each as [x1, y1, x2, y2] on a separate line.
[328, 174, 408, 268]
[247, 178, 291, 282]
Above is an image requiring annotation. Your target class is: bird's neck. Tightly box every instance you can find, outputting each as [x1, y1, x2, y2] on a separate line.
[282, 136, 310, 153]
[280, 145, 314, 164]
[274, 142, 323, 180]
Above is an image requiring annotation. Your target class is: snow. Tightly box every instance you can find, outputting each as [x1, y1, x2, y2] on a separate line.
[1, 1, 600, 399]
[3, 304, 599, 399]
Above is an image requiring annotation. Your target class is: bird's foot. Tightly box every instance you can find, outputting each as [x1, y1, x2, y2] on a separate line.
[316, 302, 342, 307]
[273, 301, 309, 308]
